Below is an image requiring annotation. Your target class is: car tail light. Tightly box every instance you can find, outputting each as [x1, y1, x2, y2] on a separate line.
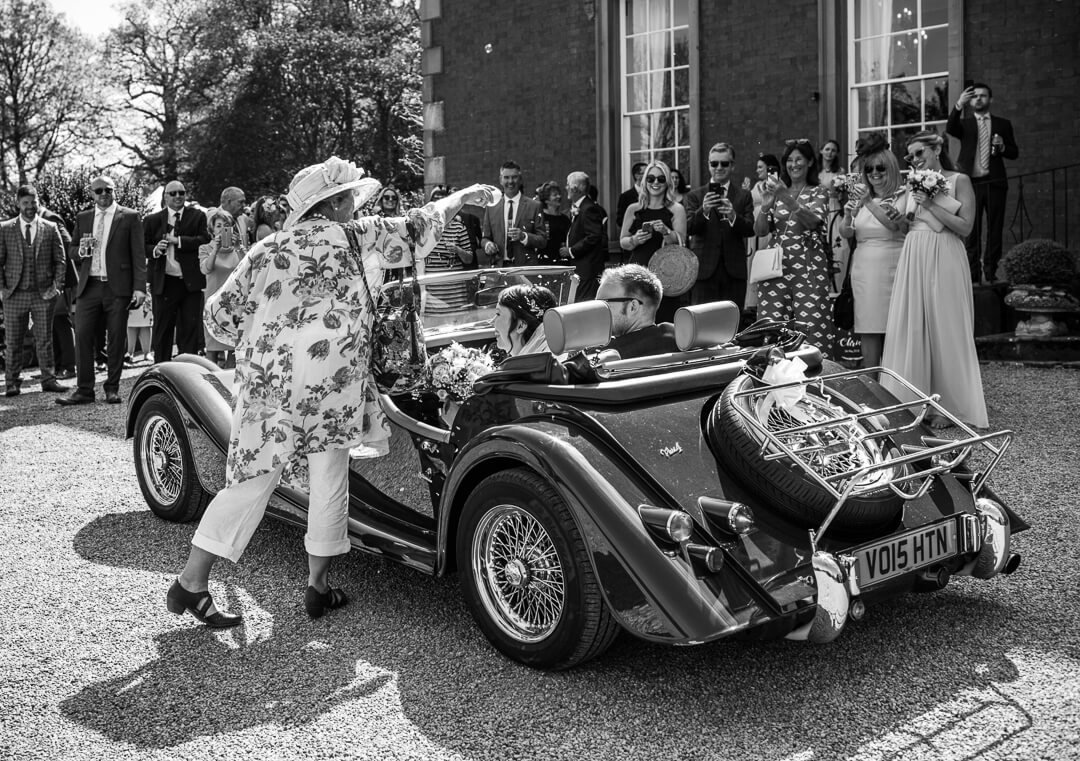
[638, 505, 694, 543]
[686, 543, 724, 573]
[698, 497, 755, 535]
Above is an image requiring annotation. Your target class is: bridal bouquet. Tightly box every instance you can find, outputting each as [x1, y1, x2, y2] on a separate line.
[831, 173, 862, 194]
[425, 342, 496, 402]
[905, 168, 948, 198]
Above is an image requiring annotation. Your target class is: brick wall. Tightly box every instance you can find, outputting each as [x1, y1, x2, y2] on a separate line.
[429, 1, 601, 194]
[695, 0, 823, 187]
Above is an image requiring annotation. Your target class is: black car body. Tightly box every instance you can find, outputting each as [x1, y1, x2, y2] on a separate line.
[127, 266, 1027, 669]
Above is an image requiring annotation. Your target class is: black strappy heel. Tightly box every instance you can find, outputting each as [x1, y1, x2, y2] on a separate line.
[166, 579, 243, 628]
[305, 586, 349, 619]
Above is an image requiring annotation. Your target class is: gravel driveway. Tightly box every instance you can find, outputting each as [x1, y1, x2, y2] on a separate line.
[1, 363, 1078, 760]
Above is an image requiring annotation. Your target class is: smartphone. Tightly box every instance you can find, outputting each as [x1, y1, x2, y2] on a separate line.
[708, 182, 725, 198]
[963, 78, 974, 89]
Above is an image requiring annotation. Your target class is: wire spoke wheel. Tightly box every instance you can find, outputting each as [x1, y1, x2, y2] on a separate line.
[141, 414, 184, 505]
[472, 504, 566, 642]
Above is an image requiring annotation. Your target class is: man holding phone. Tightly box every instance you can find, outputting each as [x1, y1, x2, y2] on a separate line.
[946, 81, 1019, 283]
[683, 142, 755, 309]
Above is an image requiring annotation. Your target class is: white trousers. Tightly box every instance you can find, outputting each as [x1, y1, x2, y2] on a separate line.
[192, 448, 352, 562]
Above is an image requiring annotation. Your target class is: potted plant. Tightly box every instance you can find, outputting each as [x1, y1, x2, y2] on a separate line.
[1001, 239, 1079, 337]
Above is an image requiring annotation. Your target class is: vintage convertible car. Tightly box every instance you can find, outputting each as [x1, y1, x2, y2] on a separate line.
[127, 266, 1028, 670]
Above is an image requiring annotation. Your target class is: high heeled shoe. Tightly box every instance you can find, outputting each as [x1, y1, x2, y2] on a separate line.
[167, 579, 243, 628]
[305, 586, 349, 619]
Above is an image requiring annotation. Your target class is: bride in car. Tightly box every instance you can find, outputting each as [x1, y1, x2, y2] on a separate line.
[492, 284, 557, 358]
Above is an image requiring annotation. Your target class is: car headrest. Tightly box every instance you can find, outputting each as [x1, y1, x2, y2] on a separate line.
[674, 301, 740, 351]
[544, 301, 612, 355]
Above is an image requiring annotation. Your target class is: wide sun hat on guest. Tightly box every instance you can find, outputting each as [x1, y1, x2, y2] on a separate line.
[283, 155, 383, 230]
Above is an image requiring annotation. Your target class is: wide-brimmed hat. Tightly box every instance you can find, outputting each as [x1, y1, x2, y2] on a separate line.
[283, 156, 382, 229]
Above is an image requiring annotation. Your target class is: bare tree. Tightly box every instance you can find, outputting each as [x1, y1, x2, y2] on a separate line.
[0, 0, 103, 190]
[106, 0, 236, 182]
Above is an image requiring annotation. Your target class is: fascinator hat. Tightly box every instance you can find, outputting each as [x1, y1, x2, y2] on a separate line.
[283, 156, 382, 229]
[854, 131, 890, 158]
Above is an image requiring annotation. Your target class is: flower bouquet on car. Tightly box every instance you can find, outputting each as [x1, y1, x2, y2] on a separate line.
[425, 342, 497, 426]
[904, 169, 958, 231]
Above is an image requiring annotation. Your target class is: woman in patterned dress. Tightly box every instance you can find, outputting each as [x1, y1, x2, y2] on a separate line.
[753, 139, 833, 357]
[881, 131, 987, 428]
[166, 155, 494, 625]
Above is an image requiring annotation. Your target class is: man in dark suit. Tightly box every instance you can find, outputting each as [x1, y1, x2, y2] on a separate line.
[58, 175, 146, 405]
[615, 162, 646, 228]
[683, 142, 755, 310]
[40, 204, 76, 379]
[479, 161, 547, 266]
[144, 180, 210, 362]
[559, 171, 609, 303]
[596, 264, 677, 358]
[0, 185, 69, 395]
[946, 82, 1019, 283]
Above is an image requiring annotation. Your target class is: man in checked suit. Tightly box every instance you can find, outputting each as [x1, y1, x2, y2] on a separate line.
[559, 171, 609, 303]
[946, 82, 1019, 283]
[58, 175, 146, 405]
[683, 142, 755, 311]
[479, 160, 547, 266]
[0, 185, 69, 396]
[143, 180, 210, 362]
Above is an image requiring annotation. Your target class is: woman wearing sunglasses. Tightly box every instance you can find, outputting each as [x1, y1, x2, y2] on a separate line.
[880, 131, 987, 429]
[619, 159, 687, 269]
[837, 133, 904, 369]
[754, 139, 833, 356]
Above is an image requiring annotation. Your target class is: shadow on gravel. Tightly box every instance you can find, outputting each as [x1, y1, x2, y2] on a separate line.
[0, 373, 141, 439]
[64, 511, 1037, 758]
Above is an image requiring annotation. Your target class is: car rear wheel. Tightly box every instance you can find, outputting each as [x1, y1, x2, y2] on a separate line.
[457, 468, 619, 670]
[711, 373, 904, 533]
[134, 394, 212, 523]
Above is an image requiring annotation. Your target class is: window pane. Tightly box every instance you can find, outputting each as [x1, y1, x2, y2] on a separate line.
[652, 111, 676, 149]
[923, 76, 949, 122]
[922, 0, 948, 26]
[676, 148, 690, 174]
[627, 73, 651, 112]
[673, 0, 689, 26]
[673, 67, 689, 107]
[626, 0, 647, 35]
[648, 31, 670, 70]
[626, 35, 650, 73]
[652, 71, 669, 109]
[628, 114, 650, 151]
[891, 4, 917, 32]
[922, 27, 947, 74]
[649, 0, 670, 30]
[854, 38, 888, 83]
[676, 108, 689, 147]
[654, 149, 676, 170]
[673, 27, 689, 66]
[892, 126, 922, 160]
[855, 0, 901, 37]
[856, 85, 888, 127]
[890, 81, 921, 125]
[889, 32, 918, 78]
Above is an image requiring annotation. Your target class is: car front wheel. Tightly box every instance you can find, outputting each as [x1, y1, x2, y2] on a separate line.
[133, 394, 212, 523]
[457, 468, 619, 670]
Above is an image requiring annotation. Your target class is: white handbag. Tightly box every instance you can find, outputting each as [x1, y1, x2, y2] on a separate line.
[748, 245, 783, 284]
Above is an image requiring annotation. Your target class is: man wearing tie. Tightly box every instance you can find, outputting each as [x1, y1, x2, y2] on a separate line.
[559, 171, 608, 303]
[480, 161, 546, 266]
[0, 185, 69, 396]
[946, 82, 1019, 283]
[144, 180, 210, 362]
[58, 175, 146, 405]
[219, 186, 252, 247]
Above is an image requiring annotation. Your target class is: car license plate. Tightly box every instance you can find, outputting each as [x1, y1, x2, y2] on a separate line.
[854, 519, 958, 587]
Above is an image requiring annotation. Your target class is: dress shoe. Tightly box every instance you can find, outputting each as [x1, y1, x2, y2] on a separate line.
[166, 579, 243, 628]
[41, 379, 69, 393]
[95, 361, 106, 372]
[123, 354, 135, 368]
[56, 390, 95, 405]
[105, 390, 122, 404]
[305, 585, 349, 619]
[56, 368, 76, 380]
[4, 385, 19, 397]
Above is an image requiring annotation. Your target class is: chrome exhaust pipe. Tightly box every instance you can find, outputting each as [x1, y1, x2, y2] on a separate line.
[1003, 552, 1022, 575]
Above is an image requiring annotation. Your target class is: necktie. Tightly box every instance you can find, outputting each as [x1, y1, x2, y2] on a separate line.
[505, 199, 515, 259]
[977, 117, 991, 176]
[24, 223, 31, 247]
[93, 211, 106, 275]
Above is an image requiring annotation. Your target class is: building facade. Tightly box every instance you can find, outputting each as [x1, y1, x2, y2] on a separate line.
[421, 0, 1078, 246]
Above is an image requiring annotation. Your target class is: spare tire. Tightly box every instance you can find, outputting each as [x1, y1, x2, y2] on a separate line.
[710, 373, 904, 533]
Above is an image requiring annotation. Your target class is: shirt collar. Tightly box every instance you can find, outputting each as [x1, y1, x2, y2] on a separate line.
[572, 197, 585, 211]
[20, 214, 39, 225]
[504, 192, 521, 203]
[97, 202, 118, 214]
[975, 112, 991, 121]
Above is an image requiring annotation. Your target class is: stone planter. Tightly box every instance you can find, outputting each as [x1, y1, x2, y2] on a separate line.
[1004, 285, 1079, 337]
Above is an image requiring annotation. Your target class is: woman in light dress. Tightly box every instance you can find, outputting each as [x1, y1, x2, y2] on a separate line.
[198, 208, 245, 368]
[881, 131, 987, 429]
[838, 134, 905, 368]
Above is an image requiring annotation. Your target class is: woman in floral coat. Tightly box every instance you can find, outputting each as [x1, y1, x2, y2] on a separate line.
[166, 155, 495, 625]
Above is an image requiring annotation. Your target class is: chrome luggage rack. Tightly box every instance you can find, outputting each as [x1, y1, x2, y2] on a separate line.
[731, 366, 1012, 547]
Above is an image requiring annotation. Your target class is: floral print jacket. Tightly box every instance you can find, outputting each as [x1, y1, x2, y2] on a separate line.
[206, 207, 445, 489]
